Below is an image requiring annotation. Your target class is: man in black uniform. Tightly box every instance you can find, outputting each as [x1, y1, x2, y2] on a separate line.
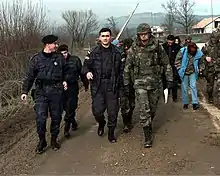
[82, 28, 124, 143]
[162, 35, 181, 102]
[57, 44, 89, 137]
[21, 35, 67, 154]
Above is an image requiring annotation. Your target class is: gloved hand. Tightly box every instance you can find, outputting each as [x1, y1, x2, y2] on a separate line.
[166, 81, 173, 89]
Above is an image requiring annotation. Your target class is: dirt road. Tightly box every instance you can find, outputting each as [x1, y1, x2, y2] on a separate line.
[1, 84, 220, 175]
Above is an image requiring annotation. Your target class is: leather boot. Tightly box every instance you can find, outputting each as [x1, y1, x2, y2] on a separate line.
[122, 114, 129, 133]
[128, 110, 134, 130]
[193, 104, 199, 110]
[97, 120, 106, 136]
[143, 125, 153, 148]
[51, 136, 60, 151]
[35, 135, 47, 154]
[64, 122, 71, 138]
[71, 120, 78, 131]
[108, 127, 116, 143]
[208, 93, 213, 103]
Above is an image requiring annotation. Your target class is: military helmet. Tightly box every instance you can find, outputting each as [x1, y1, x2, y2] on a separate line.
[210, 31, 219, 39]
[137, 23, 151, 33]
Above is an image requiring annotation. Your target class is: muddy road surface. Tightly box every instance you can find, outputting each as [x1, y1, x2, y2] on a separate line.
[1, 84, 220, 175]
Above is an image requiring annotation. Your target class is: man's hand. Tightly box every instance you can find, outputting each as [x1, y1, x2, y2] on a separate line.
[63, 81, 68, 90]
[86, 72, 93, 80]
[21, 94, 27, 104]
[206, 57, 212, 62]
[166, 81, 173, 89]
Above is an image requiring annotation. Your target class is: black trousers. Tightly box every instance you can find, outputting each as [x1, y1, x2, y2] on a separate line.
[91, 80, 120, 128]
[63, 84, 79, 124]
[34, 86, 63, 139]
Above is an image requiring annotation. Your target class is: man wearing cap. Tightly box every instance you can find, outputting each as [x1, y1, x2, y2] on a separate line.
[82, 28, 124, 143]
[21, 35, 68, 154]
[184, 36, 192, 46]
[123, 23, 173, 148]
[162, 35, 182, 102]
[57, 44, 89, 137]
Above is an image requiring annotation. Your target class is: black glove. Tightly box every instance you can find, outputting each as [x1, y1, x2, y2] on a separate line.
[166, 81, 173, 89]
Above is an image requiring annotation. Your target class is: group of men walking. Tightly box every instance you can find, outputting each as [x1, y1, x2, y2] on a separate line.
[21, 21, 219, 154]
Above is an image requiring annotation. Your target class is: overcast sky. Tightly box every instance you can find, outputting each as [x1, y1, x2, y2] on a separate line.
[2, 0, 220, 22]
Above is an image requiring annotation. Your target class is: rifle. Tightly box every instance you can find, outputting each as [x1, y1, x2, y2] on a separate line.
[115, 2, 139, 40]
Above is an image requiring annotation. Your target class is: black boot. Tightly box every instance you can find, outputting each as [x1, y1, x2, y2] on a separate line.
[71, 121, 78, 131]
[64, 122, 71, 138]
[128, 110, 134, 130]
[208, 95, 213, 103]
[51, 136, 60, 151]
[193, 104, 199, 110]
[97, 120, 106, 136]
[108, 127, 116, 143]
[183, 104, 188, 109]
[35, 136, 47, 154]
[143, 125, 153, 148]
[122, 114, 130, 133]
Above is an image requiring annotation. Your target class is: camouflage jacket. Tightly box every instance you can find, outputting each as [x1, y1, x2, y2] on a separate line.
[123, 36, 173, 90]
[202, 41, 220, 73]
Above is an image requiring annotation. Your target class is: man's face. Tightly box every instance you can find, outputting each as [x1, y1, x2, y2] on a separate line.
[167, 40, 174, 46]
[47, 42, 58, 52]
[99, 31, 111, 46]
[187, 39, 191, 43]
[61, 51, 68, 59]
[139, 32, 150, 41]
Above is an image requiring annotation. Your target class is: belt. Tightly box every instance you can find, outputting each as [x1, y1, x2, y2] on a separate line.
[100, 75, 111, 79]
[36, 79, 62, 86]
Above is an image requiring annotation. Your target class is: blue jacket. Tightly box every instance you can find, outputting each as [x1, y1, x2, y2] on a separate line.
[178, 47, 203, 80]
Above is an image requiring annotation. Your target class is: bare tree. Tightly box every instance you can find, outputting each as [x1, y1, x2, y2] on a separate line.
[0, 0, 47, 55]
[162, 0, 195, 34]
[62, 10, 99, 51]
[106, 16, 119, 37]
[162, 13, 175, 34]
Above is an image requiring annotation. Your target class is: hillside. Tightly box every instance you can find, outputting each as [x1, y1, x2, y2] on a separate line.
[100, 12, 218, 28]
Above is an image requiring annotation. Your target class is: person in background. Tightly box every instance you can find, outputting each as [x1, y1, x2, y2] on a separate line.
[57, 44, 89, 137]
[175, 42, 203, 110]
[162, 35, 182, 102]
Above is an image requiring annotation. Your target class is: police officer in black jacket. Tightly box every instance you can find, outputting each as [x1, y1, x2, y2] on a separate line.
[57, 44, 89, 137]
[82, 28, 124, 143]
[162, 35, 182, 102]
[21, 35, 67, 154]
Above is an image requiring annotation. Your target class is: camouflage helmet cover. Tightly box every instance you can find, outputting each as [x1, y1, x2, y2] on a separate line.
[210, 31, 219, 39]
[137, 23, 151, 33]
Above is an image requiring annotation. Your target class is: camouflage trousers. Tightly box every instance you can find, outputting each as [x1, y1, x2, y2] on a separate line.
[120, 85, 135, 116]
[206, 72, 215, 99]
[135, 88, 160, 127]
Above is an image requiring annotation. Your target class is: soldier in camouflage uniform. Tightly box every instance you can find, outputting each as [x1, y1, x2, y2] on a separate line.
[202, 32, 220, 103]
[123, 23, 173, 148]
[119, 38, 135, 133]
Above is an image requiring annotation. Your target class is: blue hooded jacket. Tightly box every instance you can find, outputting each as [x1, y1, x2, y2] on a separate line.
[178, 47, 203, 80]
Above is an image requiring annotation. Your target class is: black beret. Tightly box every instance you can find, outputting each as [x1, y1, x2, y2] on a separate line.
[41, 35, 58, 44]
[167, 34, 175, 41]
[57, 44, 68, 52]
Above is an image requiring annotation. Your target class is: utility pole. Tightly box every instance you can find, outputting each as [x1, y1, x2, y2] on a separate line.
[211, 0, 214, 32]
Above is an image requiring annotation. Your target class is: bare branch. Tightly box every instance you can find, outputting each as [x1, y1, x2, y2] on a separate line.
[162, 0, 195, 34]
